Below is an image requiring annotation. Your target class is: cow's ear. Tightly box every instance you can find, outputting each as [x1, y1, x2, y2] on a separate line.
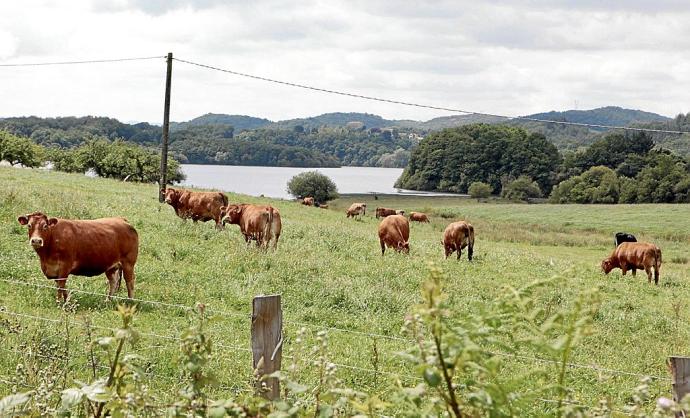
[220, 205, 226, 212]
[17, 215, 28, 225]
[47, 218, 58, 226]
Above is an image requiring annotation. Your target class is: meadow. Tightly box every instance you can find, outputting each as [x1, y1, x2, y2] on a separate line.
[0, 167, 689, 415]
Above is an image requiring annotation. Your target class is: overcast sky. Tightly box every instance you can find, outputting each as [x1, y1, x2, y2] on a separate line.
[1, 0, 688, 124]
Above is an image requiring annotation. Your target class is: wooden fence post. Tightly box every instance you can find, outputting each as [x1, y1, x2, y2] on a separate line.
[669, 356, 690, 417]
[252, 294, 283, 400]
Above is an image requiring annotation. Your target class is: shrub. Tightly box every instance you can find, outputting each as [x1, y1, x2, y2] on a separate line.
[501, 176, 542, 201]
[549, 166, 620, 204]
[468, 181, 492, 199]
[287, 171, 339, 202]
[0, 131, 45, 168]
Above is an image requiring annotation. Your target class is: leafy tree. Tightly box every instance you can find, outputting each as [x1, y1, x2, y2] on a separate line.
[287, 171, 339, 202]
[468, 181, 492, 199]
[571, 131, 654, 172]
[0, 131, 45, 167]
[397, 124, 560, 193]
[376, 148, 410, 168]
[501, 176, 542, 201]
[549, 166, 620, 204]
[49, 139, 185, 184]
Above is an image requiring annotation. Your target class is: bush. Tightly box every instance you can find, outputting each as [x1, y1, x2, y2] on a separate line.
[468, 181, 492, 199]
[501, 176, 542, 201]
[287, 171, 339, 202]
[0, 131, 45, 168]
[549, 166, 620, 204]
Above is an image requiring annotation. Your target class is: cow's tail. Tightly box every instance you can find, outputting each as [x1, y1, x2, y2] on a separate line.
[467, 224, 475, 261]
[262, 207, 274, 249]
[655, 246, 662, 270]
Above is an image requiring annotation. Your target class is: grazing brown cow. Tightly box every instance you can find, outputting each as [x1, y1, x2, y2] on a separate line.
[409, 211, 430, 223]
[346, 203, 366, 219]
[164, 188, 228, 229]
[601, 242, 662, 284]
[17, 212, 139, 302]
[442, 221, 475, 261]
[378, 214, 410, 255]
[319, 204, 329, 209]
[221, 204, 282, 249]
[302, 197, 315, 206]
[375, 207, 397, 219]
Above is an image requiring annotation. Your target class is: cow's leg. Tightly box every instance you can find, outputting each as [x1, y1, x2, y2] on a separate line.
[273, 234, 280, 250]
[55, 279, 69, 303]
[380, 239, 386, 256]
[644, 266, 653, 284]
[122, 264, 135, 299]
[467, 245, 473, 261]
[621, 265, 627, 276]
[457, 249, 462, 260]
[105, 267, 121, 301]
[631, 267, 637, 277]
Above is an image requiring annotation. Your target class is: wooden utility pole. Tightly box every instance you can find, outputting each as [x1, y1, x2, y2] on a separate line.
[669, 356, 690, 417]
[159, 52, 173, 202]
[251, 295, 283, 400]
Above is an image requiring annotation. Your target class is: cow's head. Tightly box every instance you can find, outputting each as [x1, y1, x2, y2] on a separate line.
[396, 210, 405, 216]
[220, 204, 242, 225]
[17, 212, 58, 250]
[164, 188, 179, 205]
[601, 258, 614, 274]
[399, 241, 410, 254]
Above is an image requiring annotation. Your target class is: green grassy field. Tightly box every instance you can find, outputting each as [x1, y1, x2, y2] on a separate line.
[0, 167, 688, 414]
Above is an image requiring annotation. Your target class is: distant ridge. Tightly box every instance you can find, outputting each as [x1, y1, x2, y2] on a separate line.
[170, 113, 271, 132]
[523, 106, 670, 127]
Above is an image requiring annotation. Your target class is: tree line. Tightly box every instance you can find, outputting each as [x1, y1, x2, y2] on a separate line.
[396, 124, 690, 203]
[0, 116, 417, 168]
[0, 130, 184, 184]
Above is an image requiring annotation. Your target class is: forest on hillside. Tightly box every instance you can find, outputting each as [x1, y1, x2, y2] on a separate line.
[0, 108, 688, 170]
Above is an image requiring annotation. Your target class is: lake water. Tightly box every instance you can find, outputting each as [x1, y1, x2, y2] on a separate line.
[180, 165, 458, 199]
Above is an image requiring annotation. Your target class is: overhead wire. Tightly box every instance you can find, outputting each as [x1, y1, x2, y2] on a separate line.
[0, 56, 165, 67]
[173, 57, 688, 135]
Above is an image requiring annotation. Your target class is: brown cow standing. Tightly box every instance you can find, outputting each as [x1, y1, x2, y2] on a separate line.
[221, 204, 282, 249]
[442, 221, 475, 261]
[346, 203, 366, 219]
[17, 212, 139, 301]
[601, 242, 662, 284]
[409, 211, 430, 223]
[164, 188, 228, 229]
[302, 197, 315, 206]
[378, 214, 410, 255]
[375, 207, 398, 219]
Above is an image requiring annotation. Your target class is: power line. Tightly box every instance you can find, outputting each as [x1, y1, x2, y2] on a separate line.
[0, 56, 165, 67]
[173, 57, 688, 135]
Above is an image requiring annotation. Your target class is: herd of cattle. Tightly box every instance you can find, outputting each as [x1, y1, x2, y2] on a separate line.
[15, 188, 664, 302]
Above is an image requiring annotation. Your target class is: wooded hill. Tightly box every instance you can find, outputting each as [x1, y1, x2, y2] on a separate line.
[0, 106, 687, 168]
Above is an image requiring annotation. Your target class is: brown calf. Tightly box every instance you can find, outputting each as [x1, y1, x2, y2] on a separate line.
[346, 203, 366, 219]
[378, 214, 410, 255]
[409, 212, 430, 223]
[17, 212, 139, 301]
[221, 204, 282, 249]
[375, 207, 397, 219]
[302, 197, 315, 206]
[601, 242, 662, 284]
[442, 221, 475, 261]
[164, 188, 228, 229]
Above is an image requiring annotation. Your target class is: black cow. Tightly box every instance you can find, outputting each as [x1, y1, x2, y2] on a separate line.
[615, 232, 637, 247]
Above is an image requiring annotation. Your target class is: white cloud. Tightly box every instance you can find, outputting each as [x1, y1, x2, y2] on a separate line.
[0, 0, 688, 123]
